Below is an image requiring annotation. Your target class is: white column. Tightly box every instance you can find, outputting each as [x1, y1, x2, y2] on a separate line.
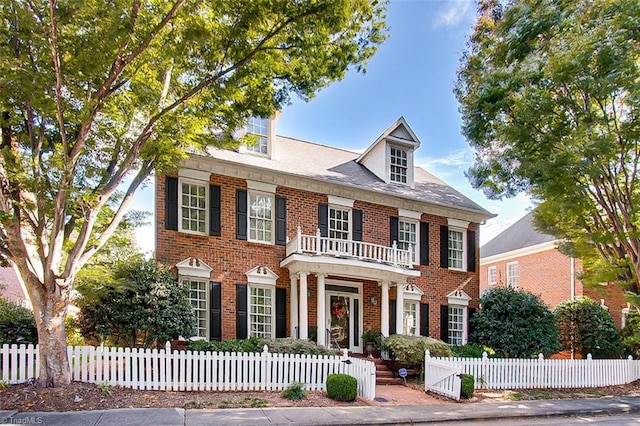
[396, 282, 405, 335]
[299, 272, 308, 340]
[290, 275, 298, 338]
[316, 273, 326, 347]
[381, 280, 390, 337]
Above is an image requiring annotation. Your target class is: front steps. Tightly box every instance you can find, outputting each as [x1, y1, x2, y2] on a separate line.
[372, 358, 404, 385]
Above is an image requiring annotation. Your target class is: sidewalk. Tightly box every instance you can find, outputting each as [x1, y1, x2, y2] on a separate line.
[2, 396, 640, 426]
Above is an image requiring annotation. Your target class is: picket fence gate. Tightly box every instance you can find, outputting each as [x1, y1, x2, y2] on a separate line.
[423, 351, 461, 400]
[427, 351, 640, 391]
[1, 343, 376, 400]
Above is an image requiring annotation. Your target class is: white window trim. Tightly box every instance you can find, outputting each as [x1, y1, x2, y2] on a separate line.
[247, 190, 275, 245]
[448, 227, 467, 271]
[398, 217, 419, 265]
[506, 261, 519, 288]
[622, 304, 631, 329]
[448, 305, 467, 345]
[488, 266, 497, 285]
[327, 195, 355, 208]
[182, 277, 209, 341]
[246, 266, 278, 339]
[328, 204, 352, 240]
[178, 178, 208, 236]
[242, 116, 270, 156]
[177, 257, 213, 341]
[403, 300, 419, 336]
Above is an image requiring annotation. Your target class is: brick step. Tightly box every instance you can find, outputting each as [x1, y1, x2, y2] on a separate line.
[376, 370, 394, 378]
[376, 377, 405, 385]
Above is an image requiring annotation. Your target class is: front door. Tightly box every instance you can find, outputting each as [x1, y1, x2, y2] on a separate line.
[326, 288, 362, 353]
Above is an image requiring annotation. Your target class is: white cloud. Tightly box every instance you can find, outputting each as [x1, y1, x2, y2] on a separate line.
[432, 0, 474, 29]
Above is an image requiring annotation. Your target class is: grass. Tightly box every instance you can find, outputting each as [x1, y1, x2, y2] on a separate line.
[504, 389, 609, 401]
[218, 397, 269, 409]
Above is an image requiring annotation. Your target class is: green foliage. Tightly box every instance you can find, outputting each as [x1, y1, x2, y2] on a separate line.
[262, 338, 339, 356]
[76, 258, 196, 349]
[554, 297, 622, 358]
[621, 307, 640, 358]
[460, 374, 474, 399]
[187, 337, 262, 353]
[382, 335, 453, 366]
[455, 0, 640, 291]
[282, 381, 307, 400]
[0, 298, 37, 345]
[65, 315, 85, 347]
[361, 328, 382, 347]
[470, 287, 560, 358]
[451, 344, 498, 358]
[326, 374, 357, 402]
[97, 382, 112, 397]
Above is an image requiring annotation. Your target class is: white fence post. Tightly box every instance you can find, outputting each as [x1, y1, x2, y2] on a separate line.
[261, 345, 269, 391]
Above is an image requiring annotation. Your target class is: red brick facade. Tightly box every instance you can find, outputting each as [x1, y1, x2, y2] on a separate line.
[156, 172, 481, 343]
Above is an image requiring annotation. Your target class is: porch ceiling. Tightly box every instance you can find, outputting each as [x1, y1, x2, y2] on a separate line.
[280, 253, 420, 283]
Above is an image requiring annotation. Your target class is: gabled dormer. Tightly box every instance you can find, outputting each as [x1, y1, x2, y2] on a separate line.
[237, 112, 280, 159]
[356, 117, 421, 188]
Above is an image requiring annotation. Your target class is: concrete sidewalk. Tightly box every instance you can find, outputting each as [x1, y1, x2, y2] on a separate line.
[2, 396, 640, 426]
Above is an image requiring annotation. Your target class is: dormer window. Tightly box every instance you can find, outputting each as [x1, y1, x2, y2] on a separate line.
[246, 116, 268, 154]
[390, 146, 408, 184]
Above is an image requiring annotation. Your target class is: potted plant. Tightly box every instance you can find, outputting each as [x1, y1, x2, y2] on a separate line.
[361, 329, 381, 358]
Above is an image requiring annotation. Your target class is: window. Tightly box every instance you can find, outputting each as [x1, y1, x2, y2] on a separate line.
[246, 117, 268, 154]
[404, 301, 418, 336]
[186, 279, 208, 339]
[622, 305, 630, 329]
[248, 192, 273, 243]
[180, 181, 207, 234]
[507, 262, 518, 287]
[249, 286, 273, 338]
[448, 229, 464, 270]
[398, 219, 417, 264]
[448, 306, 465, 345]
[329, 206, 350, 240]
[390, 146, 408, 183]
[488, 266, 497, 285]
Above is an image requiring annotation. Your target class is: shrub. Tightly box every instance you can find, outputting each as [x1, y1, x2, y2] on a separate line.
[282, 381, 306, 400]
[326, 374, 357, 402]
[622, 308, 640, 358]
[262, 338, 339, 355]
[0, 298, 37, 345]
[361, 328, 382, 347]
[451, 344, 486, 358]
[65, 315, 85, 346]
[460, 374, 474, 399]
[382, 335, 453, 366]
[187, 337, 262, 353]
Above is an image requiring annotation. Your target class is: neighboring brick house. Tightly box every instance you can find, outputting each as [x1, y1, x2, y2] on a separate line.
[480, 212, 628, 328]
[155, 115, 494, 353]
[0, 265, 31, 309]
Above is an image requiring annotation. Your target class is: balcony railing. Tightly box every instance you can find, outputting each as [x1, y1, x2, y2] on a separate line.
[286, 227, 413, 268]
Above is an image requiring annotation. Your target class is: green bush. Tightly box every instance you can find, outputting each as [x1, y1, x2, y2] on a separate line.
[262, 338, 339, 355]
[282, 381, 306, 400]
[187, 337, 262, 353]
[460, 374, 474, 399]
[0, 298, 37, 345]
[622, 308, 640, 358]
[326, 374, 357, 402]
[382, 335, 453, 367]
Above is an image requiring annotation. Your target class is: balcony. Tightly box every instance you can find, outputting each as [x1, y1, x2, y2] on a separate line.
[285, 227, 414, 269]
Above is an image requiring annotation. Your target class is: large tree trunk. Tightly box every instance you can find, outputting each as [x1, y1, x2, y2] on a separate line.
[25, 273, 72, 387]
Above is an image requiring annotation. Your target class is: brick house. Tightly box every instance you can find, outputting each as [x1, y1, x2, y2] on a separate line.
[155, 115, 494, 353]
[479, 212, 628, 328]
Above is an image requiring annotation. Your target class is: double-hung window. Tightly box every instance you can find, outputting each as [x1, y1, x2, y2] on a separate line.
[180, 181, 207, 234]
[448, 306, 465, 345]
[488, 266, 497, 285]
[246, 117, 268, 154]
[448, 229, 464, 270]
[398, 219, 417, 264]
[248, 192, 273, 243]
[249, 286, 274, 338]
[390, 146, 408, 184]
[329, 206, 350, 240]
[506, 262, 518, 288]
[404, 301, 418, 336]
[185, 279, 208, 339]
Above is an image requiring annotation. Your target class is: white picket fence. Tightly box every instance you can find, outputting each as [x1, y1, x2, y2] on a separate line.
[1, 343, 376, 400]
[427, 351, 640, 391]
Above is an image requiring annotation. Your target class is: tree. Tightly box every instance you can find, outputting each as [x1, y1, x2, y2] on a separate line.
[76, 258, 196, 349]
[0, 0, 387, 386]
[554, 297, 622, 359]
[621, 306, 640, 358]
[455, 0, 640, 292]
[470, 287, 559, 358]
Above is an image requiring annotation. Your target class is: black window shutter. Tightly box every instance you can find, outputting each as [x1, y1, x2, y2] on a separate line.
[275, 287, 287, 338]
[420, 303, 429, 337]
[440, 225, 449, 268]
[275, 196, 287, 245]
[390, 217, 399, 246]
[467, 230, 476, 272]
[352, 209, 363, 241]
[420, 222, 429, 266]
[209, 185, 221, 236]
[389, 299, 397, 335]
[165, 176, 178, 230]
[209, 282, 222, 341]
[236, 284, 248, 339]
[353, 298, 360, 344]
[440, 305, 449, 343]
[318, 203, 328, 237]
[236, 190, 247, 240]
[468, 307, 477, 343]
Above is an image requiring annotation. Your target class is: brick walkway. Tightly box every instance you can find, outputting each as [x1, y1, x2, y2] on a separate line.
[371, 385, 449, 406]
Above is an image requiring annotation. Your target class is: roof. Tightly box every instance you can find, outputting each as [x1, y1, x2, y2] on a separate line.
[201, 133, 492, 218]
[480, 211, 556, 258]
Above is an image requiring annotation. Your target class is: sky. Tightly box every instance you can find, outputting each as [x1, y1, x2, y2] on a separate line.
[131, 0, 533, 255]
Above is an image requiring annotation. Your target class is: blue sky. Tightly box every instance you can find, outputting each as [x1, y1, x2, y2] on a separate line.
[131, 0, 533, 255]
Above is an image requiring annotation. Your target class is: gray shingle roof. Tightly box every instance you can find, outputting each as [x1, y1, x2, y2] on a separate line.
[201, 135, 492, 217]
[480, 211, 556, 258]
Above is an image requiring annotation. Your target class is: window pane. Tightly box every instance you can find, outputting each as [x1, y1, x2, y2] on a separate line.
[448, 230, 464, 269]
[180, 182, 207, 233]
[249, 286, 273, 338]
[248, 193, 273, 243]
[329, 207, 349, 240]
[186, 280, 207, 339]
